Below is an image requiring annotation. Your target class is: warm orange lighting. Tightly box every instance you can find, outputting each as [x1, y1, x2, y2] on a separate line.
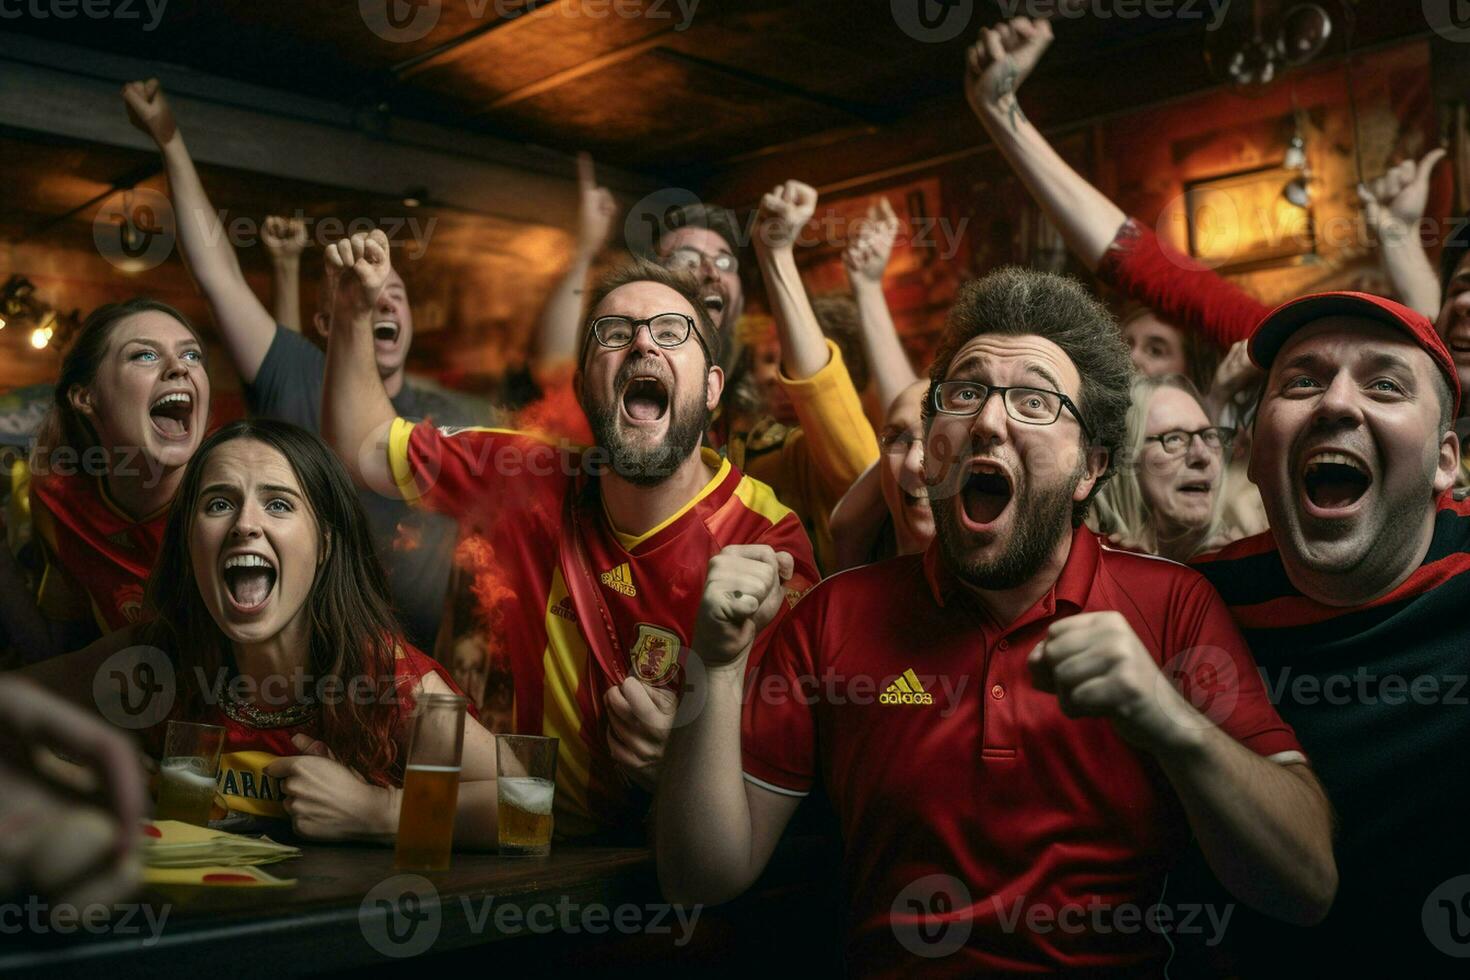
[30, 327, 49, 349]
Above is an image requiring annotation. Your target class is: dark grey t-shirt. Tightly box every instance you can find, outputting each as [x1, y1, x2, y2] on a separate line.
[244, 325, 488, 651]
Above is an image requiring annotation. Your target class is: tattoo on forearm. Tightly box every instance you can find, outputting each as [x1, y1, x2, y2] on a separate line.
[991, 59, 1025, 132]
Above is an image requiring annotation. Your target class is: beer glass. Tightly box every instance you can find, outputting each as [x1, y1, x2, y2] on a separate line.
[496, 735, 557, 856]
[394, 693, 467, 871]
[156, 720, 225, 826]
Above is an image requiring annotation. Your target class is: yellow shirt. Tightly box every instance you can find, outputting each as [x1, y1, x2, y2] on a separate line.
[728, 341, 879, 573]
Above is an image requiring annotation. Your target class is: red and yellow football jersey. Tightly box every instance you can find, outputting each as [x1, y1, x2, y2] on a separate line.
[388, 419, 818, 839]
[28, 464, 164, 632]
[145, 645, 466, 823]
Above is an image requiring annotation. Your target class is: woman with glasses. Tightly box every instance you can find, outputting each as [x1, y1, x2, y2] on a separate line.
[1092, 375, 1234, 562]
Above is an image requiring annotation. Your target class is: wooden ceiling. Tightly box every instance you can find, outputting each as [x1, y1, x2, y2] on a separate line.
[1, 0, 1437, 200]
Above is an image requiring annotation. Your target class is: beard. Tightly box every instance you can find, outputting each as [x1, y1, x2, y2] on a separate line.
[584, 367, 711, 488]
[932, 461, 1082, 591]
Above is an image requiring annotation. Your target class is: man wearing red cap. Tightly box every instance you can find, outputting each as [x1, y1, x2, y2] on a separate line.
[1184, 291, 1468, 973]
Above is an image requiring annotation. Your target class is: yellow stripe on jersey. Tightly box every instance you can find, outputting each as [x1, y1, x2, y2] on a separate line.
[388, 417, 424, 508]
[609, 448, 731, 551]
[732, 471, 797, 530]
[540, 567, 596, 838]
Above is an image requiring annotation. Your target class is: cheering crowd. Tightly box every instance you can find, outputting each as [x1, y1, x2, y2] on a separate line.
[3, 16, 1469, 977]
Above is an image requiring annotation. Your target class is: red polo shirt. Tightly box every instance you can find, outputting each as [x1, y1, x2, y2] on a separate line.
[741, 527, 1302, 977]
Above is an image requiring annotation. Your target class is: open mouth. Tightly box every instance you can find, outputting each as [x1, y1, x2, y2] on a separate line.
[222, 553, 276, 612]
[149, 391, 193, 440]
[372, 320, 401, 344]
[1177, 480, 1212, 497]
[1301, 451, 1372, 513]
[621, 376, 669, 423]
[960, 464, 1013, 531]
[701, 292, 725, 318]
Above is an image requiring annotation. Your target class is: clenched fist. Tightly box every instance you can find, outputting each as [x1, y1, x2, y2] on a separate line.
[263, 215, 309, 262]
[755, 180, 818, 253]
[1358, 148, 1447, 244]
[964, 17, 1053, 128]
[326, 229, 391, 325]
[691, 545, 795, 669]
[576, 152, 619, 256]
[605, 676, 679, 792]
[844, 197, 900, 285]
[1028, 611, 1212, 754]
[122, 78, 178, 147]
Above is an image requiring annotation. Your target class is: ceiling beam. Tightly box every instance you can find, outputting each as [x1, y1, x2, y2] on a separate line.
[0, 37, 661, 229]
[393, 0, 562, 79]
[648, 47, 892, 128]
[482, 30, 676, 111]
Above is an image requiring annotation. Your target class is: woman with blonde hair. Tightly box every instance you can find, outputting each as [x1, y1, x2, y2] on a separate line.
[1093, 374, 1234, 562]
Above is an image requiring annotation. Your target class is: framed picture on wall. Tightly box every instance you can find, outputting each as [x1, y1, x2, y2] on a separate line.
[1183, 165, 1317, 272]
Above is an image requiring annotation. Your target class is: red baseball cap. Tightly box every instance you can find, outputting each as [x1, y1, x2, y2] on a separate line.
[1249, 290, 1462, 418]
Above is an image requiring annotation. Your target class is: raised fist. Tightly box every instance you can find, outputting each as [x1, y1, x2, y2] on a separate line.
[576, 152, 619, 256]
[262, 215, 309, 262]
[755, 180, 818, 253]
[964, 17, 1053, 126]
[691, 545, 795, 669]
[844, 197, 900, 284]
[1358, 148, 1447, 244]
[122, 78, 178, 147]
[326, 229, 392, 321]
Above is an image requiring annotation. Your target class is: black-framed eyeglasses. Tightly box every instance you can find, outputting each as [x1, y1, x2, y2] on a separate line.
[662, 246, 738, 274]
[1145, 426, 1234, 455]
[932, 381, 1092, 438]
[590, 312, 707, 357]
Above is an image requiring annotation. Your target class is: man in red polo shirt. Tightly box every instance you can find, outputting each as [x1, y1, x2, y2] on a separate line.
[657, 268, 1336, 976]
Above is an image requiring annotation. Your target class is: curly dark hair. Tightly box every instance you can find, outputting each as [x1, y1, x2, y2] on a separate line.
[924, 267, 1133, 526]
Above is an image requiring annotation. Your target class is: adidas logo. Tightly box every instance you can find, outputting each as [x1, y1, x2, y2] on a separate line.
[880, 668, 934, 706]
[599, 562, 637, 597]
[550, 595, 578, 622]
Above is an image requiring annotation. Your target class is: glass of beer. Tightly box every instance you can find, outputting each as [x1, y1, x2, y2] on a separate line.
[496, 734, 557, 856]
[394, 693, 467, 872]
[156, 720, 226, 826]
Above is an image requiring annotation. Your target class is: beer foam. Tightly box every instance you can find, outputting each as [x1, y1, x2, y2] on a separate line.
[406, 765, 462, 774]
[162, 758, 217, 791]
[499, 776, 555, 815]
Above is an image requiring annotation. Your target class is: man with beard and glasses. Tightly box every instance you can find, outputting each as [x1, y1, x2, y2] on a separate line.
[656, 268, 1336, 976]
[323, 233, 817, 841]
[1176, 292, 1469, 976]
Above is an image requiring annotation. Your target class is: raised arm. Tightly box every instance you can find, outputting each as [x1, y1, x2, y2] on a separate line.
[754, 180, 831, 380]
[1358, 149, 1448, 318]
[964, 19, 1269, 348]
[531, 153, 618, 373]
[844, 198, 918, 411]
[656, 545, 803, 905]
[122, 79, 277, 382]
[320, 230, 400, 499]
[963, 20, 1122, 269]
[262, 215, 308, 333]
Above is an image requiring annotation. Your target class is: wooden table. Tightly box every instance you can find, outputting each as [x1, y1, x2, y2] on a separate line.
[0, 839, 842, 978]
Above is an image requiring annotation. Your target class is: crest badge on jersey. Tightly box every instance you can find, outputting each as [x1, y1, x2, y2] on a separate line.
[629, 624, 680, 685]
